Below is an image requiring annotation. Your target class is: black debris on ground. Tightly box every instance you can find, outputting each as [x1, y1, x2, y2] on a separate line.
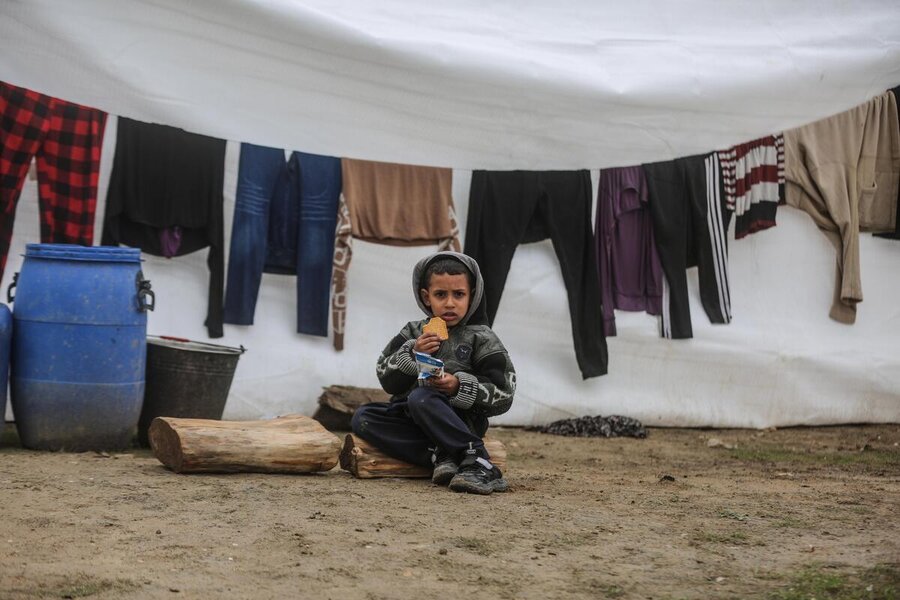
[527, 415, 647, 438]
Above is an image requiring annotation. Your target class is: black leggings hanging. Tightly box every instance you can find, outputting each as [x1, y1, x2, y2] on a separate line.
[464, 170, 607, 379]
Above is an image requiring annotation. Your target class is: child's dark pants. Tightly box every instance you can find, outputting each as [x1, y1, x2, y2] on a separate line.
[351, 386, 487, 468]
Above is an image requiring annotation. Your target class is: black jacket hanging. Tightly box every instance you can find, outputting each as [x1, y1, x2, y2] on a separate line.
[874, 85, 900, 240]
[102, 117, 227, 338]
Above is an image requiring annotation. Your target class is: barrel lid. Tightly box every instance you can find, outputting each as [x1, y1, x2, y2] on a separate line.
[25, 244, 141, 263]
[148, 335, 245, 355]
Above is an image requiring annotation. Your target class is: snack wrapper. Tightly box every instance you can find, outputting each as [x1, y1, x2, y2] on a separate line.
[414, 351, 444, 386]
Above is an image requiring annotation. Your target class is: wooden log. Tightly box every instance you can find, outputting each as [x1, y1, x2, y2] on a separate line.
[149, 414, 342, 474]
[339, 433, 507, 479]
[312, 385, 389, 431]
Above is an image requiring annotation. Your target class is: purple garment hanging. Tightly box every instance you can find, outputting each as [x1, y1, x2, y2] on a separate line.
[596, 166, 664, 336]
[158, 226, 183, 258]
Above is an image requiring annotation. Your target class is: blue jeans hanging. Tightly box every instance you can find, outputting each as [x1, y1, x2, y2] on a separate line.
[224, 143, 341, 336]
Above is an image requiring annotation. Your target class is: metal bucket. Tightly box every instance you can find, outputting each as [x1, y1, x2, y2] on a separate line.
[137, 336, 245, 446]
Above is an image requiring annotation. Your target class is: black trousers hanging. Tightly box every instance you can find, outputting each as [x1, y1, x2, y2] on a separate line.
[464, 170, 607, 379]
[642, 154, 732, 339]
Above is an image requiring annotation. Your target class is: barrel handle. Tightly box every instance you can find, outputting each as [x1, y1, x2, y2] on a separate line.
[136, 272, 155, 312]
[6, 272, 18, 303]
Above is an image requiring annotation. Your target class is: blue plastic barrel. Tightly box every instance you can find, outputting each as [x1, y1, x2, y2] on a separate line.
[0, 304, 11, 438]
[9, 244, 154, 451]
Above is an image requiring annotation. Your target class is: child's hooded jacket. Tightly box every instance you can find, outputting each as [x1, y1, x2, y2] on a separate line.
[375, 251, 516, 432]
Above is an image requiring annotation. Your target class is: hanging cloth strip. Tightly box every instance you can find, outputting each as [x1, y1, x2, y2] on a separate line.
[0, 80, 107, 279]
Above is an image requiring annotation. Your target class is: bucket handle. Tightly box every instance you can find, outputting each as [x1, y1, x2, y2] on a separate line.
[6, 272, 17, 303]
[157, 335, 246, 354]
[136, 271, 155, 312]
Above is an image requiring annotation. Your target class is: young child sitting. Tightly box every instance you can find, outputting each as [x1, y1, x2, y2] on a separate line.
[351, 251, 516, 494]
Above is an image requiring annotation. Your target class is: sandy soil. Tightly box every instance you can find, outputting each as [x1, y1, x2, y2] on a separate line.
[1, 423, 898, 600]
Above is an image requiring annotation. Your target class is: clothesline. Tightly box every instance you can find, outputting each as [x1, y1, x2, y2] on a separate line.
[2, 79, 898, 382]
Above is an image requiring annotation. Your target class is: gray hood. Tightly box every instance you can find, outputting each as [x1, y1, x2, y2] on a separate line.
[412, 251, 487, 327]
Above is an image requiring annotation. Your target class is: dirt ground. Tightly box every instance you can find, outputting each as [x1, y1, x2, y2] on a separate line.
[1, 423, 898, 600]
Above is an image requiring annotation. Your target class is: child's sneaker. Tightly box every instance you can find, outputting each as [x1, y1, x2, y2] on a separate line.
[430, 448, 458, 486]
[448, 445, 508, 495]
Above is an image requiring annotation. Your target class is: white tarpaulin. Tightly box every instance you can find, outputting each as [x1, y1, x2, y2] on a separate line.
[2, 0, 900, 169]
[1, 1, 899, 426]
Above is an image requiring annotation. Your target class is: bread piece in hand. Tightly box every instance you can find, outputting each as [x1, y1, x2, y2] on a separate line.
[423, 317, 449, 340]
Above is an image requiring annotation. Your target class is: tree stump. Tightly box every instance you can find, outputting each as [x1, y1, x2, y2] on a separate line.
[339, 434, 507, 479]
[149, 414, 341, 474]
[312, 385, 389, 431]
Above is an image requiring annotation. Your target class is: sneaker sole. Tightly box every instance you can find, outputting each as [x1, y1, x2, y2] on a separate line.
[431, 466, 457, 486]
[449, 477, 509, 495]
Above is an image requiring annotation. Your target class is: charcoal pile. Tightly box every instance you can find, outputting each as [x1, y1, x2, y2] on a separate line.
[528, 415, 647, 438]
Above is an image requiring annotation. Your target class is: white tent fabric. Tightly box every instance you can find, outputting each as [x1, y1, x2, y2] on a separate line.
[2, 0, 900, 169]
[1, 2, 899, 426]
[4, 122, 899, 427]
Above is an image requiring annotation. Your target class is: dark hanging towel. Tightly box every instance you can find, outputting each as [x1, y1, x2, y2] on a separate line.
[102, 117, 227, 338]
[875, 85, 900, 240]
[464, 170, 607, 379]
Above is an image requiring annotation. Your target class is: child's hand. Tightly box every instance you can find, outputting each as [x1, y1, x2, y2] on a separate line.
[429, 372, 460, 396]
[414, 332, 442, 354]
